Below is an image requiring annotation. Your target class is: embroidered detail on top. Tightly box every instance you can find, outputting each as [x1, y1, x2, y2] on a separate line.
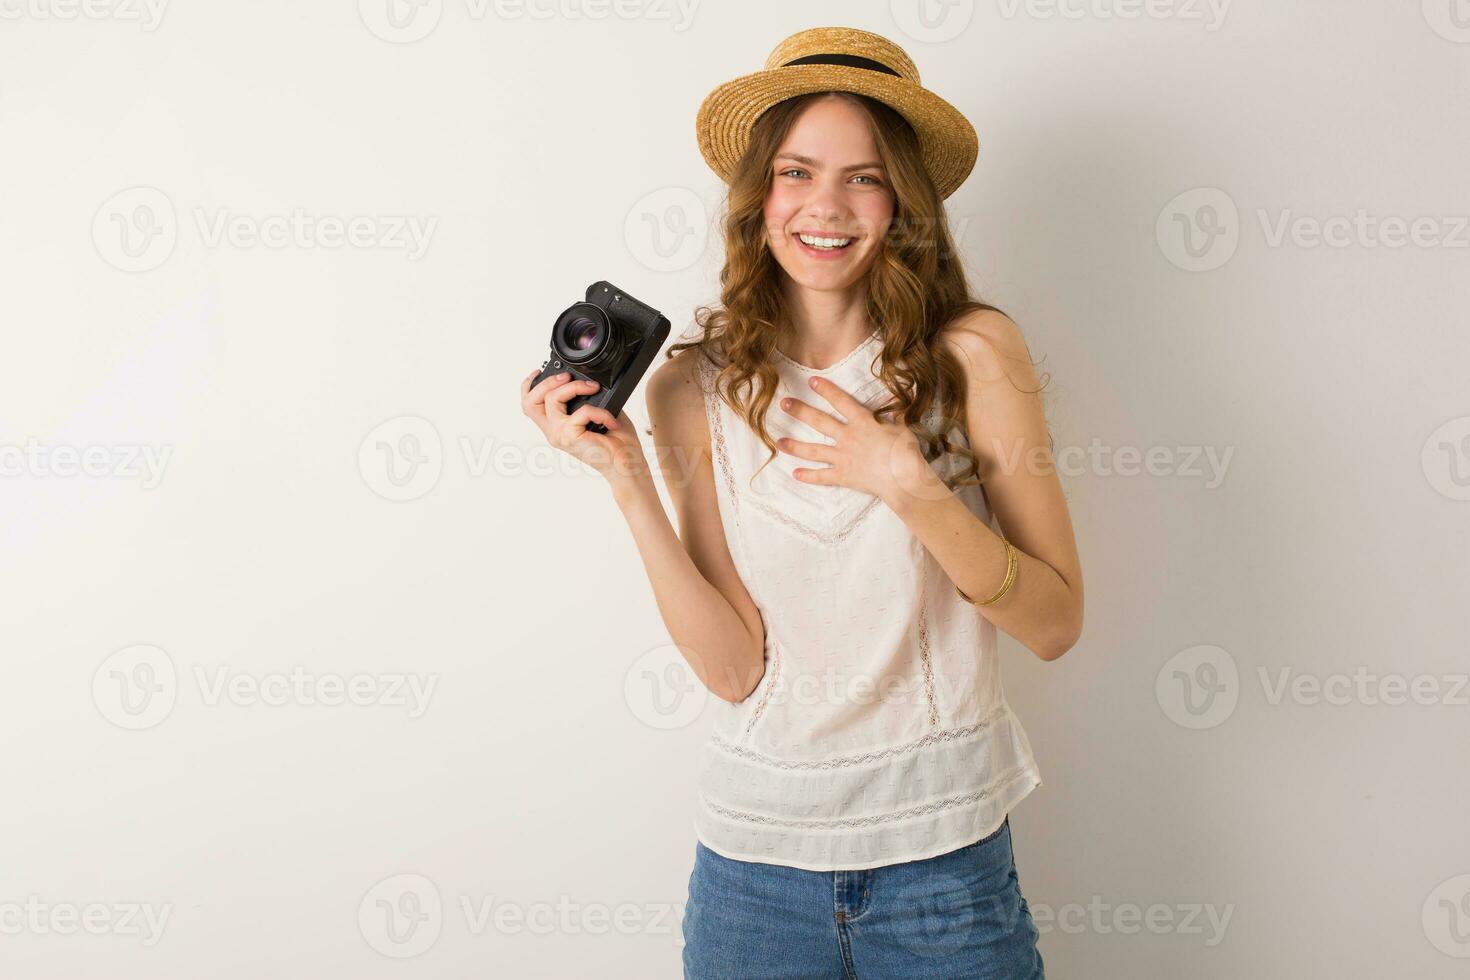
[701, 764, 1037, 829]
[743, 643, 779, 737]
[917, 557, 939, 730]
[699, 359, 779, 740]
[709, 702, 1009, 770]
[745, 493, 881, 545]
[701, 360, 741, 512]
[705, 359, 884, 545]
[771, 328, 881, 374]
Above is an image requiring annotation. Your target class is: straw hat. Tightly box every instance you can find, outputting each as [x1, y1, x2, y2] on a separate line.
[695, 26, 979, 200]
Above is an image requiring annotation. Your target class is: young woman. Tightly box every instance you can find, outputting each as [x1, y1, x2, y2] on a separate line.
[521, 26, 1082, 979]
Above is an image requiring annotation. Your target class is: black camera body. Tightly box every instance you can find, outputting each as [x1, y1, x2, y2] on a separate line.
[533, 280, 670, 434]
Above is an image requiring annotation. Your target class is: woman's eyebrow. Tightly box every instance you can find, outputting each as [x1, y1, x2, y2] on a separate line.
[775, 153, 885, 172]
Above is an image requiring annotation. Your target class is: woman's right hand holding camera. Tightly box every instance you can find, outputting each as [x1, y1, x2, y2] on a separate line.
[521, 370, 648, 489]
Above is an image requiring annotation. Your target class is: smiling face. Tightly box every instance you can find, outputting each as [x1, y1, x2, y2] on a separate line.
[762, 95, 897, 293]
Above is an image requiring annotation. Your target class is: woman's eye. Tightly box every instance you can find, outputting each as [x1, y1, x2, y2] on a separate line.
[776, 168, 882, 185]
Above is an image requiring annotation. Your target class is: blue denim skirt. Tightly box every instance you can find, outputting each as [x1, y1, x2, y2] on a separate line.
[683, 816, 1044, 979]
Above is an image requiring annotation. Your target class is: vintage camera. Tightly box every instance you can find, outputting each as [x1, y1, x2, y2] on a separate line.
[533, 280, 670, 434]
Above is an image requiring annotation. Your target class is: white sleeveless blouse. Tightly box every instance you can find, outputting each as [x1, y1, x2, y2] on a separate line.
[690, 329, 1043, 872]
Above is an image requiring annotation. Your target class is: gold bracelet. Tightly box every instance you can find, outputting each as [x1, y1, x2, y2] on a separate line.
[956, 538, 1018, 606]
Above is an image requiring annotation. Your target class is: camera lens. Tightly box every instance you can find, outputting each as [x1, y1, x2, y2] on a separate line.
[552, 302, 624, 368]
[565, 315, 601, 352]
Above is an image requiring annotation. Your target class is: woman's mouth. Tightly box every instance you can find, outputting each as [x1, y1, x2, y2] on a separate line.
[793, 231, 856, 258]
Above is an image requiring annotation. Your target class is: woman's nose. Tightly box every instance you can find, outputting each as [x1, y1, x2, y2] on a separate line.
[803, 181, 850, 222]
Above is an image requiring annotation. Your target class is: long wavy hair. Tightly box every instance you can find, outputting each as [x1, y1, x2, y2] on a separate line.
[665, 90, 1047, 491]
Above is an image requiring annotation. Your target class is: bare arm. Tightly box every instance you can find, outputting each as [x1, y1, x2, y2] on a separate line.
[610, 351, 767, 701]
[887, 310, 1084, 661]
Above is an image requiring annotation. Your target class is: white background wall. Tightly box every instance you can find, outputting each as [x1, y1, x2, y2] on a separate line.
[2, 1, 1467, 976]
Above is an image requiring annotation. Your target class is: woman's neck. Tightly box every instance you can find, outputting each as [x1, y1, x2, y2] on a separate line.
[778, 283, 874, 371]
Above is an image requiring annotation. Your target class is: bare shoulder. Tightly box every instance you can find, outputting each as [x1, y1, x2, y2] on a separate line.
[644, 346, 711, 451]
[937, 307, 1042, 392]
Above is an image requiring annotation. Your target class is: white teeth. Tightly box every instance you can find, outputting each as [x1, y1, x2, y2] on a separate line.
[797, 233, 853, 249]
